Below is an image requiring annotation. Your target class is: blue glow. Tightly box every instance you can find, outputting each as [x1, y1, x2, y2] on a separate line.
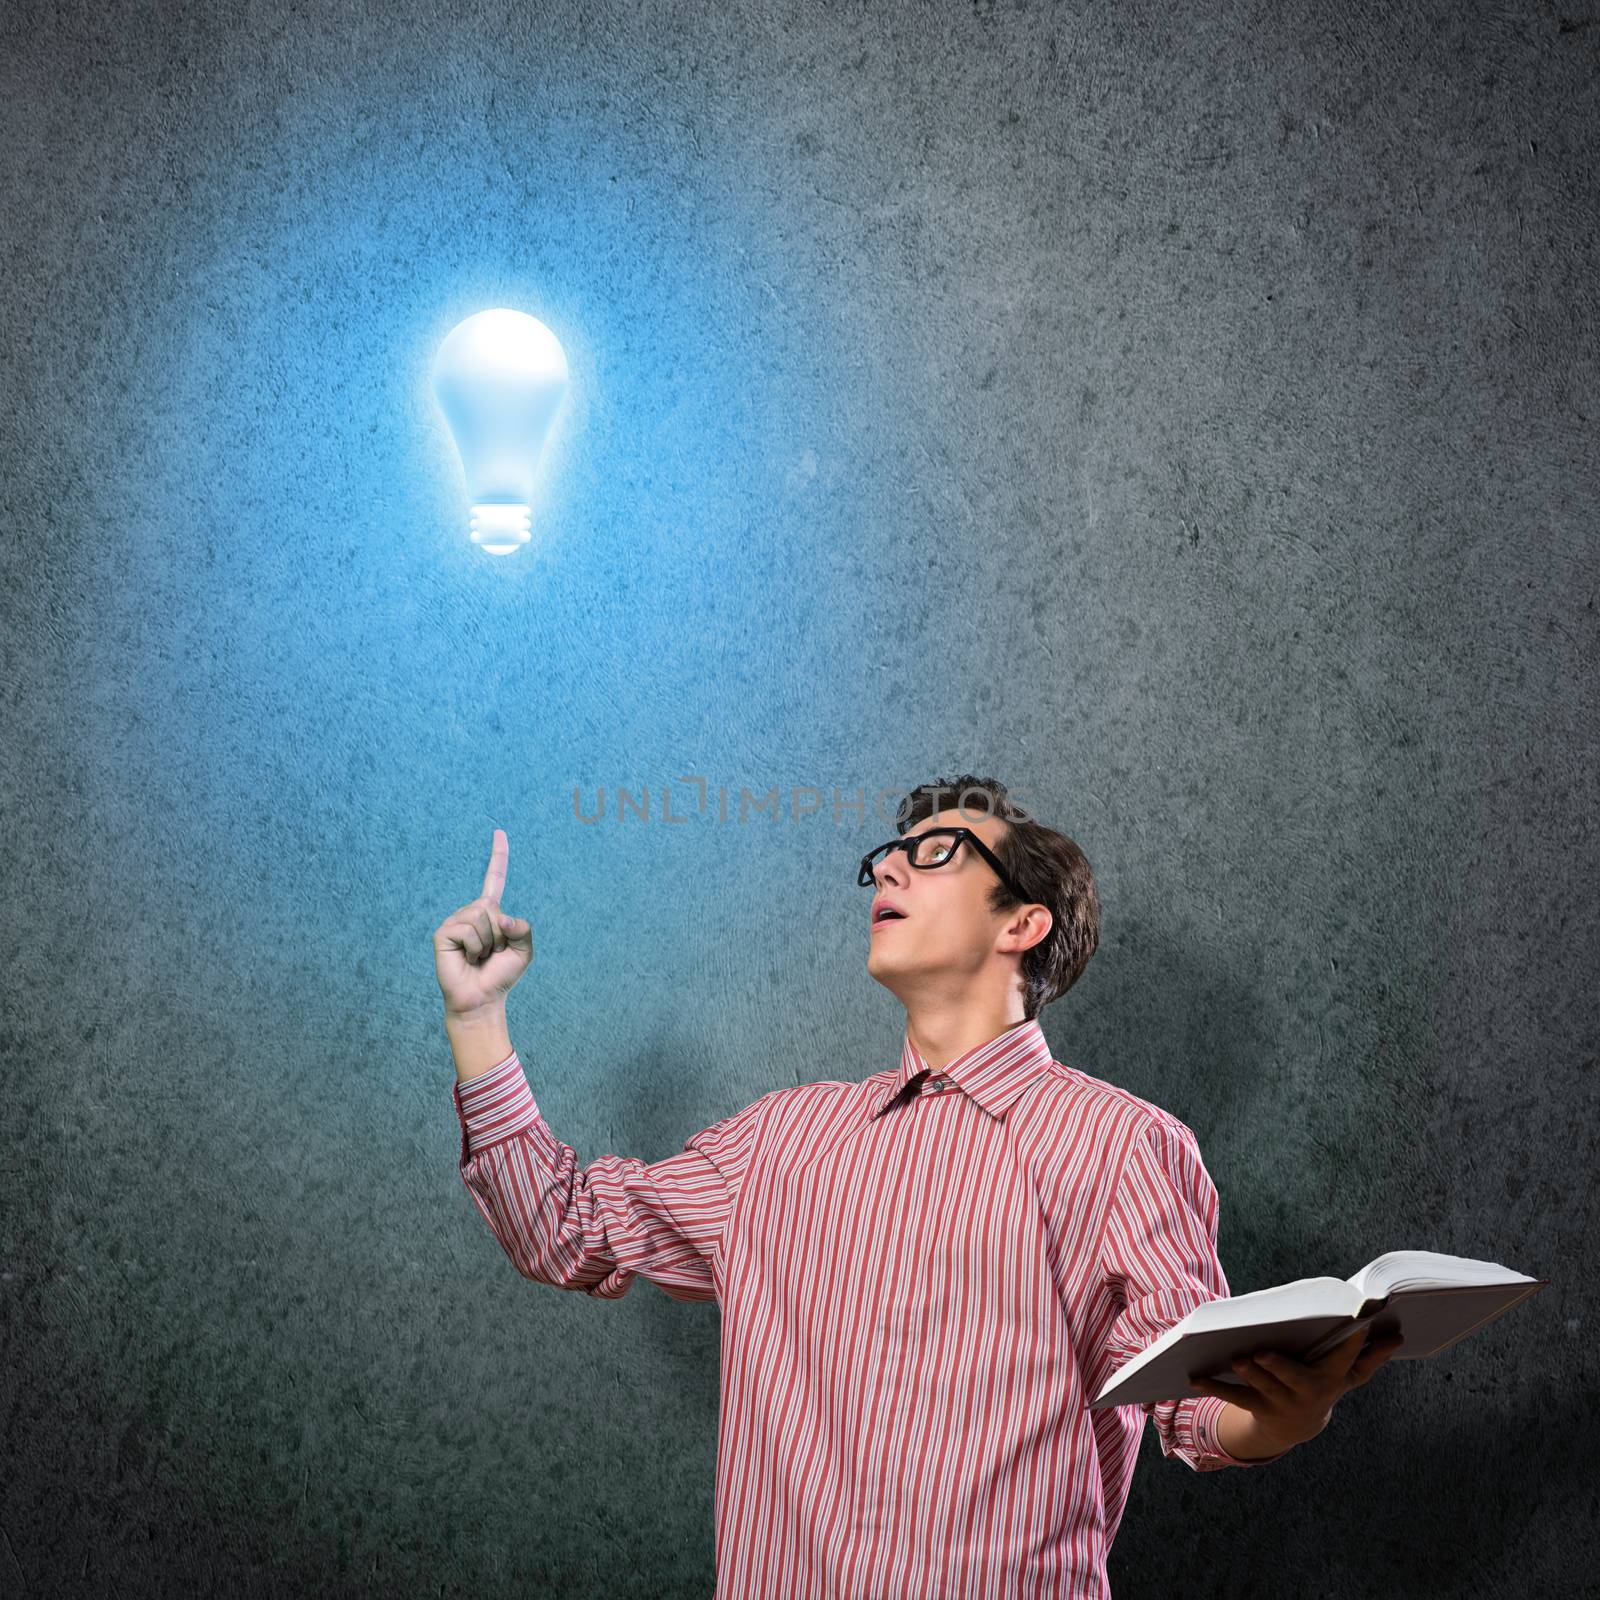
[432, 309, 570, 555]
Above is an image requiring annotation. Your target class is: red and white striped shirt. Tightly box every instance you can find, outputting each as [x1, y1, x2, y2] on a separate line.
[452, 1015, 1286, 1598]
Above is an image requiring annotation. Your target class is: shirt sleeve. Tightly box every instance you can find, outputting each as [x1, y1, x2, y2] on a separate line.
[1097, 1114, 1292, 1472]
[451, 1048, 770, 1302]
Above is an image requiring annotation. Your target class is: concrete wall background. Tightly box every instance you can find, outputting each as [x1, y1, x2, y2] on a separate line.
[2, 0, 1594, 1593]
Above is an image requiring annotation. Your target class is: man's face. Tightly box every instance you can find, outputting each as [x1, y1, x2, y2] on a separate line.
[865, 807, 1037, 1002]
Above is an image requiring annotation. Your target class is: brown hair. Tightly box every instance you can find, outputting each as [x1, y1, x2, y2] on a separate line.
[895, 774, 1100, 1020]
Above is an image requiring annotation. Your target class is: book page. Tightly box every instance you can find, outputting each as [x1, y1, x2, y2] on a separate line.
[1349, 1250, 1539, 1302]
[1177, 1275, 1362, 1333]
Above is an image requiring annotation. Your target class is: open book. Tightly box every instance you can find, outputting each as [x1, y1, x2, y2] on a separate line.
[1089, 1250, 1547, 1411]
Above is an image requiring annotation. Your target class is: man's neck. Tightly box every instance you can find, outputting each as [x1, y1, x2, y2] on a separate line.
[904, 1005, 1031, 1073]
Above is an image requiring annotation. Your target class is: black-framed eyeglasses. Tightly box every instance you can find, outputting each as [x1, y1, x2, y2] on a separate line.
[857, 826, 1033, 904]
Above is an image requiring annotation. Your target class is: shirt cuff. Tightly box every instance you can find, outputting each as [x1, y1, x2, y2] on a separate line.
[451, 1049, 541, 1164]
[1187, 1392, 1293, 1468]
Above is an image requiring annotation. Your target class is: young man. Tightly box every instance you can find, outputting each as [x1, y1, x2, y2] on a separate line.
[434, 776, 1400, 1598]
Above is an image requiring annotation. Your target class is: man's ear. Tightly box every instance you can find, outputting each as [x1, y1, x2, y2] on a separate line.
[1011, 906, 1052, 953]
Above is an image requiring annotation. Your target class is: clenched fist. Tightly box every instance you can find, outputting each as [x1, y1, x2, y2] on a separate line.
[433, 829, 534, 1018]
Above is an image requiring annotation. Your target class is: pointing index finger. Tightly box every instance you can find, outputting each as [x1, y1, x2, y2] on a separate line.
[481, 828, 508, 905]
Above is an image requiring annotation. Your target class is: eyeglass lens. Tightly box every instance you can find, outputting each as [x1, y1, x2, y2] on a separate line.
[863, 831, 961, 879]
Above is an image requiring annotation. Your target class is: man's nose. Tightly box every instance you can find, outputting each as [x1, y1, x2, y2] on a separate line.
[874, 849, 910, 890]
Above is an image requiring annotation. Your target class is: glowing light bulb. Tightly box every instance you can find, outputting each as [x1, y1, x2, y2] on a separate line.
[432, 309, 570, 556]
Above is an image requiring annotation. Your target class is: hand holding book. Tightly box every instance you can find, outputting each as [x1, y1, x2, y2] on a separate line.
[1091, 1249, 1546, 1414]
[1186, 1323, 1407, 1455]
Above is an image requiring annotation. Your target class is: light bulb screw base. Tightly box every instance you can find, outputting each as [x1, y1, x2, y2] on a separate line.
[470, 503, 531, 557]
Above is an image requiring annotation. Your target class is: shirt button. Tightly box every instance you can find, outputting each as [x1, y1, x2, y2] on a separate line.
[927, 1076, 948, 1092]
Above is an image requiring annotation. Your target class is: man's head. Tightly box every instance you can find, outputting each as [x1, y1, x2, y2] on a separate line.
[864, 775, 1100, 1022]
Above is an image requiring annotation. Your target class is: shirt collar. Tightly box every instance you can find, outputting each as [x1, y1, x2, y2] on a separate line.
[871, 1017, 1056, 1122]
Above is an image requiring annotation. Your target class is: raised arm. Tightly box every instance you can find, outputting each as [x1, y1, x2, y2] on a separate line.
[452, 1045, 768, 1300]
[432, 828, 768, 1299]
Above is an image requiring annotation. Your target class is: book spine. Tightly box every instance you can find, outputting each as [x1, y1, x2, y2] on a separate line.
[1299, 1303, 1388, 1364]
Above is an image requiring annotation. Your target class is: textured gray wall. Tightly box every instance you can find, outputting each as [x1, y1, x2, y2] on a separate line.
[2, 0, 1595, 1594]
